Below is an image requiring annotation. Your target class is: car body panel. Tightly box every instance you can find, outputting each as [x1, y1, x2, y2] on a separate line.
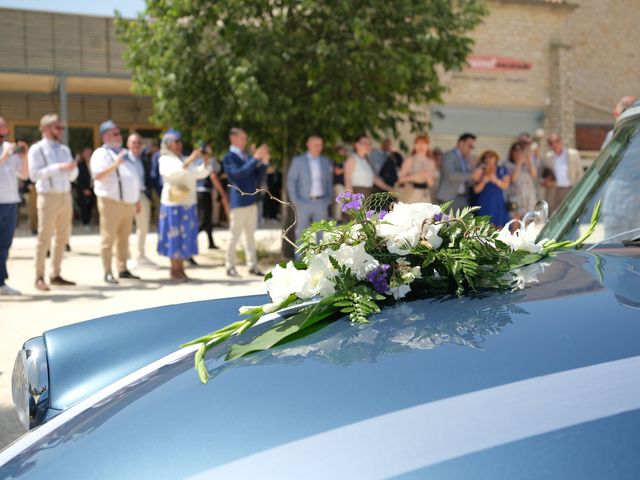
[2, 251, 640, 478]
[44, 294, 268, 410]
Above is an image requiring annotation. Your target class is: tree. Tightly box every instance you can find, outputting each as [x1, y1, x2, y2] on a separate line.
[116, 0, 486, 257]
[116, 0, 486, 159]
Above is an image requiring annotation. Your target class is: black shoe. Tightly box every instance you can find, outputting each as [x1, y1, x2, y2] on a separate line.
[65, 244, 71, 252]
[188, 258, 199, 266]
[226, 267, 240, 278]
[208, 243, 219, 250]
[50, 275, 76, 286]
[119, 270, 141, 280]
[248, 267, 264, 277]
[104, 273, 118, 284]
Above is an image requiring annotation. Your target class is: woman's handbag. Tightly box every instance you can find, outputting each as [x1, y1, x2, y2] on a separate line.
[168, 184, 190, 203]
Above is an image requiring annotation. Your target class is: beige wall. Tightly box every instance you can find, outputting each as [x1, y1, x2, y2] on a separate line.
[443, 1, 571, 110]
[0, 8, 127, 75]
[568, 0, 640, 124]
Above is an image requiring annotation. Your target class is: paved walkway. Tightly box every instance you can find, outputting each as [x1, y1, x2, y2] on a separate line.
[0, 225, 285, 449]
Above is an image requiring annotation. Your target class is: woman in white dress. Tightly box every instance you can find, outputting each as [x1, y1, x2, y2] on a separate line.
[344, 136, 394, 198]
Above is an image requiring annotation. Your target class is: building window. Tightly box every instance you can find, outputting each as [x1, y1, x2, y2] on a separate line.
[575, 124, 611, 151]
[68, 127, 95, 156]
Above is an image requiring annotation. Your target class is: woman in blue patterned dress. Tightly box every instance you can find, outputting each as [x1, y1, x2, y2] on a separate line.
[158, 130, 210, 281]
[472, 150, 511, 227]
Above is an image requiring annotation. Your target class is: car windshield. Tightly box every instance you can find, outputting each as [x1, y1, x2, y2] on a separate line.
[540, 115, 640, 245]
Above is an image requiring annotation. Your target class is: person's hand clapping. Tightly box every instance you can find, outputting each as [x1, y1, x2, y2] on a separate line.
[115, 150, 127, 166]
[254, 144, 270, 164]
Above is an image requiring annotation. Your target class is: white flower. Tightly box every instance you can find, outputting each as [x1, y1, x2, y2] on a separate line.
[267, 243, 379, 302]
[265, 262, 308, 304]
[332, 242, 380, 280]
[377, 202, 443, 255]
[297, 251, 335, 299]
[497, 220, 549, 254]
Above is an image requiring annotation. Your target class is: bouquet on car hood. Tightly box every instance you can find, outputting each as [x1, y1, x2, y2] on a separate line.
[184, 192, 600, 383]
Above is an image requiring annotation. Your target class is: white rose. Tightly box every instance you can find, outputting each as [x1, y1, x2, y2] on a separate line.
[265, 261, 308, 304]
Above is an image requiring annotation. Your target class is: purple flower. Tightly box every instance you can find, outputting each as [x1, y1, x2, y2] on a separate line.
[433, 212, 443, 222]
[336, 191, 354, 203]
[341, 199, 363, 212]
[366, 264, 391, 294]
[366, 209, 388, 220]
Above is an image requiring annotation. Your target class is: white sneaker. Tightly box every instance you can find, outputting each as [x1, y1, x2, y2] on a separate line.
[0, 284, 21, 295]
[136, 256, 155, 266]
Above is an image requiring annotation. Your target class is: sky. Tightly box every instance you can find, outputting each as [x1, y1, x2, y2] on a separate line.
[0, 0, 146, 17]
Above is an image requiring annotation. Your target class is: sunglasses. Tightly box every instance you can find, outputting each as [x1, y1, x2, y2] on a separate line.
[0, 133, 8, 139]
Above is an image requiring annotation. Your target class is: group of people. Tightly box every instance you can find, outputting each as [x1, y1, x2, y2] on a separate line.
[0, 111, 588, 296]
[288, 129, 584, 241]
[0, 113, 280, 295]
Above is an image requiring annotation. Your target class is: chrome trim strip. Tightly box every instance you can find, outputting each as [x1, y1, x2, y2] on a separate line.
[189, 355, 640, 480]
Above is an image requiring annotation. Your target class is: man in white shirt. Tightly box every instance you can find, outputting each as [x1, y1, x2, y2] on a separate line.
[28, 113, 78, 291]
[0, 117, 29, 295]
[287, 135, 333, 242]
[91, 120, 141, 284]
[126, 133, 153, 267]
[543, 133, 584, 213]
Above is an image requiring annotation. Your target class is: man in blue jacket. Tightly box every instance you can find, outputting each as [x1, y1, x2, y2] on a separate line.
[223, 128, 269, 277]
[287, 135, 332, 242]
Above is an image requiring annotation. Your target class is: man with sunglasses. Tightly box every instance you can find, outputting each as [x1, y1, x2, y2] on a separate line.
[91, 120, 141, 284]
[0, 117, 29, 295]
[28, 113, 78, 291]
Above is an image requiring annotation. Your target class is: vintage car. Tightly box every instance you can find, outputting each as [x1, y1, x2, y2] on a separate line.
[1, 103, 640, 479]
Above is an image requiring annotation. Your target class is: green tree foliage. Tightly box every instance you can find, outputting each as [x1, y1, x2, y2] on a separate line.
[116, 0, 486, 158]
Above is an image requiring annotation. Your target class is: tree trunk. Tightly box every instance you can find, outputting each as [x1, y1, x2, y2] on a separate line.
[280, 128, 296, 259]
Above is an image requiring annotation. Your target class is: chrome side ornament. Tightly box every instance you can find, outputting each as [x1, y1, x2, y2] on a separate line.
[11, 337, 50, 430]
[522, 200, 549, 230]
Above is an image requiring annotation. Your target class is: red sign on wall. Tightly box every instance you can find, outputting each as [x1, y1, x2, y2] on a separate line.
[467, 54, 532, 72]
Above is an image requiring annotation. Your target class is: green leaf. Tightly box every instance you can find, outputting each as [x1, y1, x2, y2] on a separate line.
[226, 298, 339, 361]
[195, 344, 209, 384]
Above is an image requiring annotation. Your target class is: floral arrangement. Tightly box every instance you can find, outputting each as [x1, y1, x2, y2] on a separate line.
[183, 192, 600, 383]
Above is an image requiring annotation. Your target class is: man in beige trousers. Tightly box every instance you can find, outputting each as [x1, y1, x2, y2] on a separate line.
[28, 113, 78, 291]
[91, 120, 141, 284]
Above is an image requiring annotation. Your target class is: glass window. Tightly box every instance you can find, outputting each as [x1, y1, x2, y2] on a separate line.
[540, 118, 640, 245]
[68, 127, 95, 157]
[14, 125, 40, 145]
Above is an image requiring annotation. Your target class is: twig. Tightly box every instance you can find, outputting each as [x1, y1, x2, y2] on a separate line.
[227, 185, 298, 248]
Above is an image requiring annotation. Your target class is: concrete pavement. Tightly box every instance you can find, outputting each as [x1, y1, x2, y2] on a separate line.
[0, 225, 285, 449]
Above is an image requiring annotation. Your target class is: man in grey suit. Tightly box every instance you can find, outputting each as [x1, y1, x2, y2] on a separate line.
[287, 135, 333, 242]
[436, 132, 476, 212]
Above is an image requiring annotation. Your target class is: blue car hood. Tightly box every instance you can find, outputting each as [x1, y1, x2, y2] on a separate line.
[2, 251, 640, 479]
